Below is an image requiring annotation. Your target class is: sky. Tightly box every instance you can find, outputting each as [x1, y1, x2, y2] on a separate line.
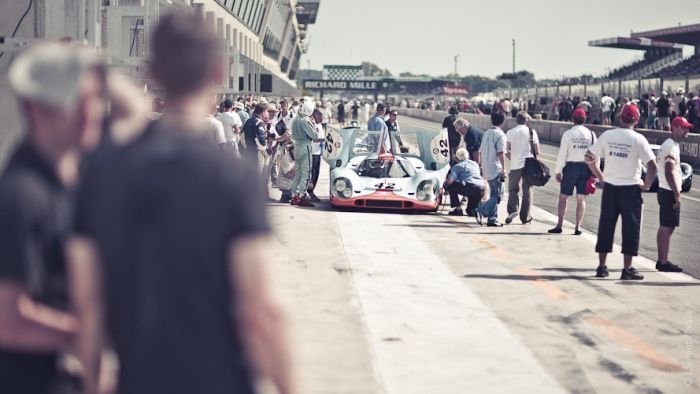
[302, 0, 700, 79]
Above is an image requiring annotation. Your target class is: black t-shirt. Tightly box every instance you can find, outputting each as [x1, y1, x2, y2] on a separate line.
[464, 125, 484, 155]
[337, 103, 345, 116]
[657, 97, 671, 117]
[639, 99, 650, 118]
[0, 141, 72, 393]
[442, 115, 459, 148]
[73, 121, 269, 394]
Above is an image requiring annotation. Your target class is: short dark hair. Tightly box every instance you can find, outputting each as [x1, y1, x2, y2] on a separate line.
[151, 10, 218, 97]
[253, 103, 267, 115]
[491, 111, 505, 126]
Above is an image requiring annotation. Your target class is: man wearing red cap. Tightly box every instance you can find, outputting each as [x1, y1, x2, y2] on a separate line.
[585, 104, 657, 280]
[550, 108, 596, 235]
[655, 116, 693, 273]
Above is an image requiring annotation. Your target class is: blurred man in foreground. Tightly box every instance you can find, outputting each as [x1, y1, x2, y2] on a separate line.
[67, 10, 294, 394]
[0, 43, 104, 394]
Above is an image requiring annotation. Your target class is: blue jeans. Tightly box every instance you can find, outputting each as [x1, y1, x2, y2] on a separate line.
[477, 177, 503, 223]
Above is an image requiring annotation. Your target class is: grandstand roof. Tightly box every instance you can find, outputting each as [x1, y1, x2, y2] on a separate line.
[630, 23, 700, 46]
[588, 36, 683, 50]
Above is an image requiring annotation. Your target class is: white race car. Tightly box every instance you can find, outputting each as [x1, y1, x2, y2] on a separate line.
[322, 126, 450, 211]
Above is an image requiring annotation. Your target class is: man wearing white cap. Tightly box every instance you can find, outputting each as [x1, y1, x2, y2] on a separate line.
[0, 43, 104, 394]
[290, 100, 323, 207]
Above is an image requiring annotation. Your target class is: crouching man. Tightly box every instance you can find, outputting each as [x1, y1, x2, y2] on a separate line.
[445, 148, 485, 217]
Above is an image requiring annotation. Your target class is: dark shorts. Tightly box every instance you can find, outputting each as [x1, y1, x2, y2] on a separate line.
[560, 162, 592, 196]
[658, 188, 680, 227]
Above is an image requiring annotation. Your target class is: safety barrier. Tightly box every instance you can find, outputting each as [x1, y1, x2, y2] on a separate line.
[399, 108, 700, 167]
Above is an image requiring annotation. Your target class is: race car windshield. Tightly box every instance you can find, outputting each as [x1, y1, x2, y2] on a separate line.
[356, 158, 416, 178]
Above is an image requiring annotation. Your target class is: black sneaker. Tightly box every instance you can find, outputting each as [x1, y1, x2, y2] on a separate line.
[548, 227, 563, 234]
[448, 208, 464, 216]
[620, 267, 644, 280]
[656, 261, 683, 272]
[487, 221, 504, 227]
[595, 265, 609, 278]
[505, 212, 518, 224]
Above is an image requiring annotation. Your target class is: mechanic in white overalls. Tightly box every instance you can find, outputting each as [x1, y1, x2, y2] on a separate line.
[290, 101, 323, 207]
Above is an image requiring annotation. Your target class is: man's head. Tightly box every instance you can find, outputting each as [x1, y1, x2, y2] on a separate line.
[266, 103, 278, 123]
[299, 100, 315, 117]
[455, 148, 469, 162]
[389, 110, 398, 122]
[671, 116, 693, 140]
[448, 107, 459, 115]
[490, 111, 505, 127]
[9, 43, 105, 152]
[619, 104, 640, 127]
[312, 108, 323, 124]
[516, 111, 531, 125]
[150, 10, 219, 98]
[280, 99, 288, 112]
[376, 103, 385, 114]
[572, 108, 587, 125]
[234, 101, 245, 111]
[223, 98, 234, 111]
[253, 103, 267, 117]
[453, 117, 470, 135]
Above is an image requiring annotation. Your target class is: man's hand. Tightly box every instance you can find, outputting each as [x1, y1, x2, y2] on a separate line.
[555, 173, 562, 183]
[673, 193, 681, 209]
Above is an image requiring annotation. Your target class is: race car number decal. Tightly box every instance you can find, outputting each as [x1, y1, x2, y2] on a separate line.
[323, 129, 343, 160]
[374, 182, 396, 189]
[430, 129, 450, 164]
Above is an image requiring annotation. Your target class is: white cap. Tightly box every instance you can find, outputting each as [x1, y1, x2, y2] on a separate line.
[299, 100, 315, 117]
[8, 43, 99, 109]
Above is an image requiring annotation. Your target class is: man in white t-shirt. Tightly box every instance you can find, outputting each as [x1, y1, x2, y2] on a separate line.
[206, 113, 227, 148]
[550, 108, 595, 235]
[505, 111, 539, 224]
[585, 104, 657, 280]
[216, 98, 243, 157]
[600, 93, 615, 125]
[655, 116, 692, 273]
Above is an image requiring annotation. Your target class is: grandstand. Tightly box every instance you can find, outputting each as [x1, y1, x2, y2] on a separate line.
[589, 36, 683, 80]
[591, 23, 700, 80]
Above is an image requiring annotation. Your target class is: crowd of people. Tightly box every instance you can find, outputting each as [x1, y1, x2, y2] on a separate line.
[441, 103, 691, 281]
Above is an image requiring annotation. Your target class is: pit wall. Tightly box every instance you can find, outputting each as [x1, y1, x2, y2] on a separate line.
[400, 108, 700, 167]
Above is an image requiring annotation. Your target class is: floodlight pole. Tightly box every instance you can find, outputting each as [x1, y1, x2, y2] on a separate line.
[512, 39, 516, 74]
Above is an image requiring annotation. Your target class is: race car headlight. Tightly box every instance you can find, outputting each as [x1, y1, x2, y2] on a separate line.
[333, 178, 353, 198]
[417, 180, 436, 201]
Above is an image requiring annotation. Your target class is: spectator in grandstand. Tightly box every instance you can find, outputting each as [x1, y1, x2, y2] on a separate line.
[655, 116, 692, 274]
[550, 109, 595, 235]
[600, 93, 615, 126]
[585, 104, 657, 280]
[656, 91, 672, 130]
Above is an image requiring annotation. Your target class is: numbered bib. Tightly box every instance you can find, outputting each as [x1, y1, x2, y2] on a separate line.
[323, 128, 344, 161]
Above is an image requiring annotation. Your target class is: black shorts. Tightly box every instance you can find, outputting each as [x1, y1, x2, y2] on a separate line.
[560, 162, 592, 196]
[657, 188, 680, 227]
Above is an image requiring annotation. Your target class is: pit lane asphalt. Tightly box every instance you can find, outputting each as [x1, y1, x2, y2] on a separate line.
[401, 115, 700, 280]
[266, 145, 700, 394]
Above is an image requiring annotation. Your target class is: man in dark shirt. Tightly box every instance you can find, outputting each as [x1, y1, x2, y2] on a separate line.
[454, 117, 483, 164]
[337, 101, 346, 125]
[656, 92, 671, 130]
[442, 107, 460, 164]
[0, 43, 104, 394]
[67, 11, 294, 394]
[242, 103, 270, 165]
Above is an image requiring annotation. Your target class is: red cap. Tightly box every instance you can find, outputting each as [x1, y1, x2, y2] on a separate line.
[671, 116, 693, 130]
[572, 108, 587, 122]
[620, 104, 640, 123]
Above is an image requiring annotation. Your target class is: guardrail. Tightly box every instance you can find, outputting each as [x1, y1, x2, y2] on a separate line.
[399, 108, 700, 167]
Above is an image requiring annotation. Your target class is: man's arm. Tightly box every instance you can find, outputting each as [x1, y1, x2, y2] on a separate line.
[0, 281, 77, 351]
[497, 151, 505, 173]
[664, 158, 681, 208]
[229, 236, 295, 394]
[585, 150, 604, 182]
[67, 236, 105, 394]
[505, 141, 511, 160]
[641, 160, 658, 191]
